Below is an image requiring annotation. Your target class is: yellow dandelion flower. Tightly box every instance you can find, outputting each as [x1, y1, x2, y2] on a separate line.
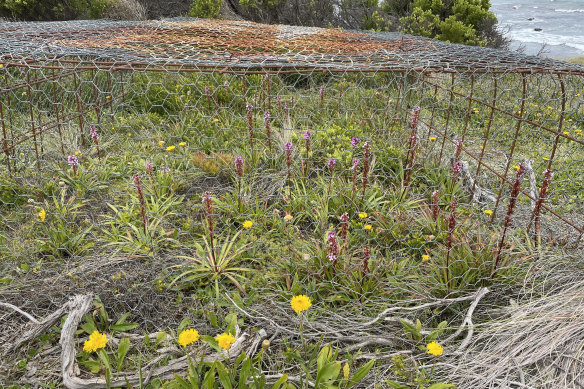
[364, 224, 372, 231]
[158, 141, 165, 146]
[214, 118, 219, 122]
[38, 208, 46, 222]
[242, 220, 253, 229]
[429, 137, 437, 141]
[575, 93, 581, 97]
[512, 165, 520, 170]
[563, 132, 569, 136]
[178, 329, 200, 347]
[83, 331, 108, 353]
[0, 64, 3, 68]
[106, 95, 111, 99]
[426, 341, 443, 356]
[179, 142, 186, 146]
[166, 145, 176, 151]
[215, 333, 236, 350]
[422, 254, 430, 261]
[290, 295, 312, 314]
[358, 212, 367, 219]
[483, 210, 493, 215]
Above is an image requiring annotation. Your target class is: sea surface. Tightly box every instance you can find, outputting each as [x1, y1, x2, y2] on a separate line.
[491, 0, 584, 58]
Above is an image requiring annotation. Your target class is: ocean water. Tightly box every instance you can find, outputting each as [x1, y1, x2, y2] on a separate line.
[491, 0, 584, 58]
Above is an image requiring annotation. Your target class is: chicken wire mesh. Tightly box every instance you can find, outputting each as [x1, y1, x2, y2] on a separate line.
[1, 18, 584, 388]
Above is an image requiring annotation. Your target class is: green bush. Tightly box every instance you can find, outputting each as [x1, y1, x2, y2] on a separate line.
[189, 0, 222, 19]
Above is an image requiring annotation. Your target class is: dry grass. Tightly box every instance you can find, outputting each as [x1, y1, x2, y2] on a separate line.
[103, 0, 147, 20]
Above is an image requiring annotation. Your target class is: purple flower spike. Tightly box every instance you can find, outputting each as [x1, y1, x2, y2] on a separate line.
[453, 161, 462, 174]
[304, 131, 312, 140]
[67, 155, 79, 168]
[352, 158, 360, 170]
[351, 137, 360, 148]
[90, 125, 98, 141]
[327, 158, 337, 171]
[234, 155, 244, 177]
[285, 142, 293, 151]
[205, 86, 210, 94]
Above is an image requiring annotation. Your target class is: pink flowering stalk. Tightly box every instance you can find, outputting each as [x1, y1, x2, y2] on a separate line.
[68, 155, 79, 175]
[404, 132, 419, 188]
[246, 102, 254, 156]
[445, 195, 458, 291]
[362, 141, 370, 195]
[351, 137, 360, 149]
[285, 141, 293, 186]
[532, 169, 553, 241]
[362, 247, 370, 278]
[133, 174, 148, 236]
[224, 80, 229, 101]
[326, 230, 339, 268]
[494, 164, 525, 274]
[410, 106, 421, 130]
[234, 156, 244, 212]
[340, 212, 349, 251]
[454, 139, 463, 162]
[202, 191, 218, 272]
[145, 161, 154, 179]
[90, 125, 101, 161]
[338, 83, 343, 110]
[352, 158, 360, 194]
[264, 111, 272, 150]
[327, 158, 337, 197]
[431, 190, 440, 222]
[303, 131, 312, 177]
[205, 86, 211, 108]
[452, 160, 462, 187]
[320, 86, 324, 106]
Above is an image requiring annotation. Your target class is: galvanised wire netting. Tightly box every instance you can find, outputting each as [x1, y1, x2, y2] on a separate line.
[1, 18, 584, 388]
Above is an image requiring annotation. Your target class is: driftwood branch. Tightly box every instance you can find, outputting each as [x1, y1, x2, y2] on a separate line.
[0, 301, 40, 325]
[459, 161, 497, 204]
[443, 287, 490, 352]
[3, 295, 94, 356]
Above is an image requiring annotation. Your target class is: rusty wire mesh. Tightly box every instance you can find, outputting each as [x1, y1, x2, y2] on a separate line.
[1, 18, 584, 388]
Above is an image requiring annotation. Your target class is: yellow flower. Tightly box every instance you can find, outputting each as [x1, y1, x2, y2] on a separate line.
[106, 95, 111, 99]
[158, 141, 165, 146]
[364, 224, 372, 231]
[563, 132, 569, 136]
[483, 210, 493, 215]
[358, 212, 367, 219]
[214, 118, 219, 122]
[179, 142, 186, 146]
[215, 333, 236, 350]
[426, 341, 443, 356]
[83, 331, 108, 353]
[429, 137, 437, 141]
[0, 64, 3, 68]
[343, 362, 350, 380]
[290, 295, 312, 314]
[422, 254, 430, 261]
[166, 145, 176, 151]
[284, 213, 293, 222]
[575, 93, 581, 97]
[512, 165, 520, 170]
[243, 220, 253, 229]
[178, 329, 200, 347]
[38, 208, 46, 222]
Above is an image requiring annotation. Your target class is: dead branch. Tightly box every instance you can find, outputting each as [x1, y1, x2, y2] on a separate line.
[0, 301, 40, 324]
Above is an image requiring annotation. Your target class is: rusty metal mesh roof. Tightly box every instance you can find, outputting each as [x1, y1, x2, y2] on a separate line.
[1, 18, 584, 73]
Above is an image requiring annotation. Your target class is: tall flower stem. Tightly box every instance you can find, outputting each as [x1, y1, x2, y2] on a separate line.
[445, 196, 458, 292]
[202, 192, 218, 273]
[493, 164, 525, 276]
[133, 174, 148, 237]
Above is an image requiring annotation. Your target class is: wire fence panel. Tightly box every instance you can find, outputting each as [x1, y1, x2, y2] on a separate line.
[0, 18, 583, 388]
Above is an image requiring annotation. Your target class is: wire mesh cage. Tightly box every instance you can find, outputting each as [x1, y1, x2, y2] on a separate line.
[1, 18, 584, 388]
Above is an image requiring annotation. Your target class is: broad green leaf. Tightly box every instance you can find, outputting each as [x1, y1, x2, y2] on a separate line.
[116, 338, 130, 371]
[385, 380, 410, 389]
[154, 331, 167, 347]
[109, 322, 139, 332]
[347, 359, 375, 388]
[426, 384, 456, 389]
[215, 361, 233, 389]
[271, 374, 289, 389]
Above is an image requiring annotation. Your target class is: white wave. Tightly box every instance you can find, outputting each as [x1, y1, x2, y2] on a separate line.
[510, 29, 584, 53]
[554, 8, 584, 13]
